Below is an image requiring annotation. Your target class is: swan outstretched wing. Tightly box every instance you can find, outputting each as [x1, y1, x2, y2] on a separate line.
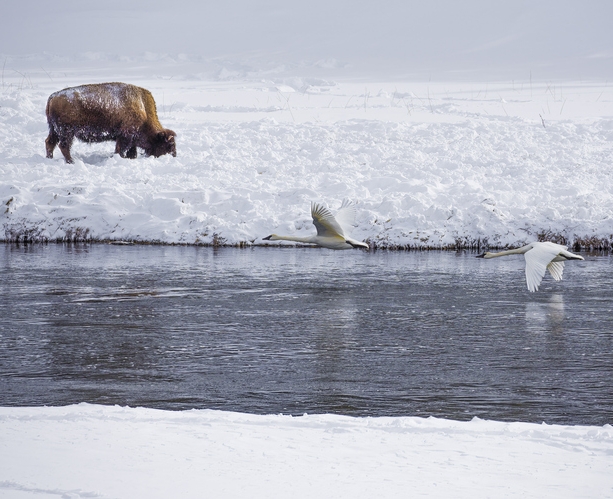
[547, 261, 565, 281]
[333, 199, 357, 236]
[311, 202, 346, 238]
[524, 243, 565, 292]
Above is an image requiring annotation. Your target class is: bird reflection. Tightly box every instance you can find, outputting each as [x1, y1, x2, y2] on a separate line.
[312, 301, 364, 412]
[308, 290, 360, 395]
[525, 294, 566, 333]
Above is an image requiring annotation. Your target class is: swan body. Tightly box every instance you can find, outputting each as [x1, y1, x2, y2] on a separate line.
[263, 200, 368, 250]
[476, 241, 584, 292]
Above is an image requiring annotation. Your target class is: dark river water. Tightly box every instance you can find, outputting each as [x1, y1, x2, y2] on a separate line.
[1, 243, 611, 425]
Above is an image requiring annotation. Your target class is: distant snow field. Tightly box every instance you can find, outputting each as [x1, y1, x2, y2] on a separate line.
[1, 59, 612, 249]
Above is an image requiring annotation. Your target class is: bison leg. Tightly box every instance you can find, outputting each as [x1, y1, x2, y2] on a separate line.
[115, 137, 137, 159]
[45, 128, 59, 158]
[58, 135, 74, 164]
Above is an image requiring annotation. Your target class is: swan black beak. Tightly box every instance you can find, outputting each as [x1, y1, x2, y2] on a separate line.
[262, 235, 272, 240]
[475, 253, 486, 258]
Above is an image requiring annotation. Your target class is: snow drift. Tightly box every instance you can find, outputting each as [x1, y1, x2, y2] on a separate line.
[1, 404, 611, 499]
[2, 75, 613, 249]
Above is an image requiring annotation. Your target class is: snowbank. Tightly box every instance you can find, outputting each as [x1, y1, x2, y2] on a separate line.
[2, 72, 613, 249]
[1, 404, 611, 499]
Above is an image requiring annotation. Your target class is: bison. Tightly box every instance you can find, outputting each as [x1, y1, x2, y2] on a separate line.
[45, 82, 176, 163]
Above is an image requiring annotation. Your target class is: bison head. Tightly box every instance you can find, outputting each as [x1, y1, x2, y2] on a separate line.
[148, 129, 177, 158]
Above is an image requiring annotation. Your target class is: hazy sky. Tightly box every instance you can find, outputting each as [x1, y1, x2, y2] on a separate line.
[2, 1, 612, 77]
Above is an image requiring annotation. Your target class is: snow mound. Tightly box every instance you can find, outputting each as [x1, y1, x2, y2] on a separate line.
[0, 403, 611, 499]
[1, 63, 613, 249]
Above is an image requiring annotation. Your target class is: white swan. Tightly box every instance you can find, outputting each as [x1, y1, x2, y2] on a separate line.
[263, 200, 369, 250]
[476, 241, 584, 292]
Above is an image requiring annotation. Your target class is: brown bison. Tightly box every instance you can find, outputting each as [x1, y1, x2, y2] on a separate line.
[45, 82, 176, 163]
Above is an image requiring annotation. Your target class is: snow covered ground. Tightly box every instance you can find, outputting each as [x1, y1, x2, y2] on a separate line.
[2, 2, 613, 497]
[1, 404, 612, 499]
[2, 61, 612, 248]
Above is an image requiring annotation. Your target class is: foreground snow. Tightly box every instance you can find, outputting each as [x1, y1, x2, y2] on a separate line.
[0, 404, 611, 499]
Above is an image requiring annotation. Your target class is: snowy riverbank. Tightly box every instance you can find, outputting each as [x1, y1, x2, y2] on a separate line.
[2, 66, 613, 249]
[1, 403, 612, 499]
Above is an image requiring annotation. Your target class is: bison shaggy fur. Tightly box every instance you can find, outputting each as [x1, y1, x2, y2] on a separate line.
[45, 82, 176, 163]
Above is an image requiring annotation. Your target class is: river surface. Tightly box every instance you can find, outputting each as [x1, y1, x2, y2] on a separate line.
[1, 243, 611, 424]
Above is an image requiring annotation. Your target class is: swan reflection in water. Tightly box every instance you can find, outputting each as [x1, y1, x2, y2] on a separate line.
[525, 294, 566, 334]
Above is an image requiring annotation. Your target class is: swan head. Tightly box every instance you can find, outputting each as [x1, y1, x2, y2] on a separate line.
[475, 252, 493, 258]
[262, 234, 274, 240]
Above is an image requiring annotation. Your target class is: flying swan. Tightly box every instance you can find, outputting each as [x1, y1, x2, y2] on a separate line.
[263, 200, 369, 250]
[476, 241, 584, 292]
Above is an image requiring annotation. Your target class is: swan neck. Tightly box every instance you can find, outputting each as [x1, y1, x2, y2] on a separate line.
[269, 234, 315, 243]
[485, 247, 526, 258]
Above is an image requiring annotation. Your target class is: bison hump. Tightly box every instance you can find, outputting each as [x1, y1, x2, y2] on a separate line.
[51, 83, 148, 121]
